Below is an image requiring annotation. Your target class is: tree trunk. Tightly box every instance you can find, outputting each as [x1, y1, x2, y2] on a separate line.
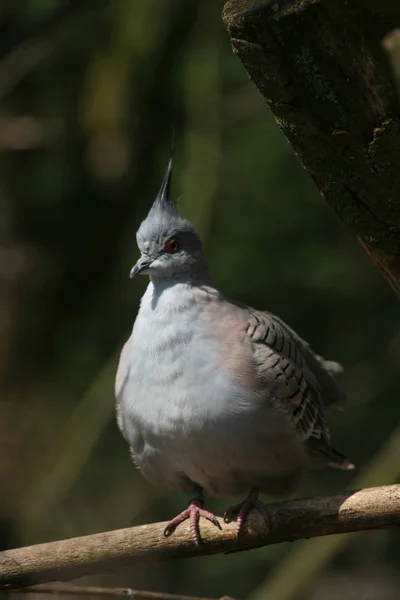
[223, 0, 400, 297]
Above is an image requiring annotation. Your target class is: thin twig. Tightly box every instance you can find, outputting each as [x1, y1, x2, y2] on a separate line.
[8, 583, 236, 600]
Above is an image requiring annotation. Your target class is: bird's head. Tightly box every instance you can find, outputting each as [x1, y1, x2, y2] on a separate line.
[130, 149, 207, 282]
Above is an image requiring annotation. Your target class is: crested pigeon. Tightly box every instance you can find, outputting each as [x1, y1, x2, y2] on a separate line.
[115, 150, 354, 546]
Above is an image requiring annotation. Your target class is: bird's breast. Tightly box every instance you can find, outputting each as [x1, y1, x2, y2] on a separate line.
[120, 283, 256, 443]
[126, 302, 225, 422]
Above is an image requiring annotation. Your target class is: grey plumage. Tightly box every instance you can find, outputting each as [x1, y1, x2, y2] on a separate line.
[116, 150, 353, 543]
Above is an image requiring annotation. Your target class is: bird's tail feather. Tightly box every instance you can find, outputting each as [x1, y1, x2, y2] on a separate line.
[307, 439, 355, 471]
[326, 447, 355, 471]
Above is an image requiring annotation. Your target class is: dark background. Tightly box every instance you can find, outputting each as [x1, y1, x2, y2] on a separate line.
[1, 2, 400, 599]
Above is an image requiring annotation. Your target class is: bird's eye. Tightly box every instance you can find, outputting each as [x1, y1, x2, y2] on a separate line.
[164, 237, 181, 254]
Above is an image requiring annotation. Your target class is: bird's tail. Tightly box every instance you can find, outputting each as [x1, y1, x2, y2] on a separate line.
[307, 438, 355, 471]
[326, 446, 355, 471]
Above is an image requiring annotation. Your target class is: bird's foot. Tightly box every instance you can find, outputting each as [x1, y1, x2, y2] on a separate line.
[224, 488, 268, 537]
[163, 491, 221, 547]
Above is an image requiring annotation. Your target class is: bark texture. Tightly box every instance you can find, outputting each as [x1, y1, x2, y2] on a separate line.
[223, 0, 400, 297]
[1, 485, 400, 588]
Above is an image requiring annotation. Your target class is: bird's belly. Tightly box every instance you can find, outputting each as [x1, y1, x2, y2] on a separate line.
[121, 350, 305, 498]
[122, 345, 236, 484]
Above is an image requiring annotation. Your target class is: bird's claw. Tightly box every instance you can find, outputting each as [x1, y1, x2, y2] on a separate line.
[163, 500, 220, 547]
[210, 515, 221, 529]
[224, 489, 268, 538]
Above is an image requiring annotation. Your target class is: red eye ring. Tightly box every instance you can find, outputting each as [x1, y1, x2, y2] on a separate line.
[164, 237, 181, 254]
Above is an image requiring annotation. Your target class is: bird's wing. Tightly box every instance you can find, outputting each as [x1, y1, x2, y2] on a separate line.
[115, 338, 130, 437]
[246, 309, 351, 469]
[267, 311, 346, 408]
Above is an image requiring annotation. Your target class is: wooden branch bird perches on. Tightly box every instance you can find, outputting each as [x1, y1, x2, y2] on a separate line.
[1, 485, 400, 589]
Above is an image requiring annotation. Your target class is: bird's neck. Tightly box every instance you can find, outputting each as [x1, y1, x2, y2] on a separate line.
[149, 268, 214, 289]
[144, 272, 218, 312]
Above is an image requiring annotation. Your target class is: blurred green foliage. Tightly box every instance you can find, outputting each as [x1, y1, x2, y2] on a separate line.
[1, 1, 400, 599]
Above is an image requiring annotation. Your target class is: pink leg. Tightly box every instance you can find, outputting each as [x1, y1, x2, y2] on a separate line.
[224, 488, 269, 537]
[164, 499, 220, 547]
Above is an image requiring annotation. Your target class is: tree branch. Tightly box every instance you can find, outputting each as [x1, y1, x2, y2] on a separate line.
[1, 485, 400, 589]
[222, 0, 400, 298]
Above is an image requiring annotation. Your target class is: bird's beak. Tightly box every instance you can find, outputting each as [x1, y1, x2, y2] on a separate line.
[129, 255, 154, 278]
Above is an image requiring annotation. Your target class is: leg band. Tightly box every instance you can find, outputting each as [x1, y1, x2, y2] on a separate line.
[187, 488, 204, 505]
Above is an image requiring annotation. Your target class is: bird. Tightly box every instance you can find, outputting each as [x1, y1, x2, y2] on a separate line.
[115, 148, 354, 546]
